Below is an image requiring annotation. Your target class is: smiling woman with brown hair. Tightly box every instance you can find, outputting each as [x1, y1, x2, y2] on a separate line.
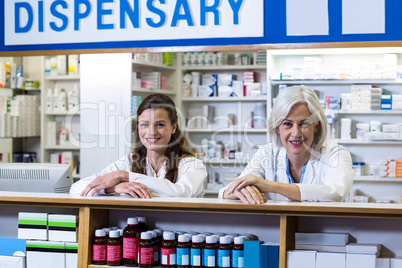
[220, 86, 354, 204]
[70, 93, 207, 198]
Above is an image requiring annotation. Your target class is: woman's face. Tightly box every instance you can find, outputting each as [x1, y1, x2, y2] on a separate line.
[276, 103, 320, 159]
[138, 108, 177, 155]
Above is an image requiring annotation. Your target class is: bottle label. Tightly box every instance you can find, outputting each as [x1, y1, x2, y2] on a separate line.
[232, 249, 244, 268]
[217, 249, 230, 267]
[161, 248, 176, 265]
[107, 245, 122, 262]
[139, 247, 154, 264]
[177, 247, 189, 265]
[191, 248, 201, 266]
[203, 249, 216, 267]
[123, 237, 140, 259]
[154, 245, 160, 262]
[92, 245, 106, 261]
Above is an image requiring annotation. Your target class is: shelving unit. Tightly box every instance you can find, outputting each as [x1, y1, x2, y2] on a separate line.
[267, 48, 402, 203]
[3, 193, 402, 268]
[177, 52, 269, 196]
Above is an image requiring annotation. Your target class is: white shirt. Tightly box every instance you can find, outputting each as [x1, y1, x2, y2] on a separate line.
[70, 154, 207, 197]
[219, 142, 354, 201]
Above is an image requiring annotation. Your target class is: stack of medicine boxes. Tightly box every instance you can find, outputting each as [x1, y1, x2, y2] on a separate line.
[351, 85, 382, 110]
[18, 212, 78, 268]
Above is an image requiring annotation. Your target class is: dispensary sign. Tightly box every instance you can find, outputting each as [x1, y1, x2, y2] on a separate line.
[0, 0, 400, 52]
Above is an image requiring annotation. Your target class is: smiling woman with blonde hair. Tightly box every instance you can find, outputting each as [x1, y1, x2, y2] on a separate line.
[220, 86, 354, 204]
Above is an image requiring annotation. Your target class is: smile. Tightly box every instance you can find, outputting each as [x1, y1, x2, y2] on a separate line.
[289, 140, 305, 146]
[146, 138, 160, 143]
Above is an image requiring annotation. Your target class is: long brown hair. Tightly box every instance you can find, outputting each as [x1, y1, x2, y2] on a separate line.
[131, 93, 192, 183]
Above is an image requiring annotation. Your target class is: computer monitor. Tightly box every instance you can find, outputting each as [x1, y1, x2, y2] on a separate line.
[0, 163, 73, 193]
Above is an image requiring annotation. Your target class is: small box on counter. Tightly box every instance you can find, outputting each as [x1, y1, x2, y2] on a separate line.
[18, 212, 48, 240]
[48, 214, 78, 242]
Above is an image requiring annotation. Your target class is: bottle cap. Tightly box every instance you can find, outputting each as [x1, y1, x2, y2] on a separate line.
[187, 231, 199, 235]
[111, 226, 119, 230]
[137, 216, 146, 223]
[176, 231, 185, 235]
[225, 235, 234, 243]
[234, 236, 245, 244]
[206, 236, 217, 244]
[192, 235, 203, 243]
[109, 230, 120, 238]
[238, 235, 249, 241]
[141, 232, 152, 240]
[228, 233, 240, 237]
[117, 229, 123, 236]
[201, 232, 212, 236]
[214, 232, 226, 236]
[148, 230, 157, 238]
[154, 229, 163, 235]
[127, 217, 138, 225]
[220, 236, 231, 244]
[178, 235, 189, 243]
[95, 229, 106, 237]
[163, 232, 175, 240]
[198, 234, 207, 242]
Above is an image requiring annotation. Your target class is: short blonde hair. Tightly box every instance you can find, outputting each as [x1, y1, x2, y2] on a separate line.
[268, 85, 328, 149]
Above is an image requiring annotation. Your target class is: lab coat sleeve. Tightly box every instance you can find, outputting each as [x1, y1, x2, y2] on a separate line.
[218, 146, 270, 198]
[296, 145, 354, 202]
[129, 157, 207, 197]
[69, 155, 132, 195]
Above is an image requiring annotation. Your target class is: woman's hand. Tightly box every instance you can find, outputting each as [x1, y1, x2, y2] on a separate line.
[81, 171, 129, 197]
[225, 174, 266, 195]
[223, 185, 267, 204]
[114, 182, 152, 199]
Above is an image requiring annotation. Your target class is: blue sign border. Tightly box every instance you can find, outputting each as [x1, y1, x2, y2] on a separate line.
[1, 1, 401, 53]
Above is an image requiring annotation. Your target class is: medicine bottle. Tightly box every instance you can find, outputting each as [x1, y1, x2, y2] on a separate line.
[123, 217, 142, 266]
[137, 216, 149, 232]
[217, 236, 231, 268]
[148, 230, 160, 266]
[103, 227, 112, 239]
[107, 230, 122, 266]
[138, 232, 154, 268]
[190, 235, 203, 268]
[177, 234, 190, 268]
[231, 236, 245, 268]
[92, 229, 107, 265]
[203, 236, 218, 268]
[154, 228, 163, 245]
[161, 232, 177, 267]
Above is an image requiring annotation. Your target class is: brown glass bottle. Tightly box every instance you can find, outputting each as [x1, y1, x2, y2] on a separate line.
[92, 229, 107, 265]
[137, 216, 149, 231]
[138, 232, 154, 268]
[149, 230, 160, 266]
[231, 237, 245, 268]
[203, 236, 218, 268]
[217, 237, 232, 268]
[107, 230, 122, 266]
[190, 235, 203, 268]
[123, 217, 142, 266]
[161, 232, 177, 268]
[177, 235, 190, 268]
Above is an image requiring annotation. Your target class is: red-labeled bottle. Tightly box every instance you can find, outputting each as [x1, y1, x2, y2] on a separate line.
[123, 217, 142, 266]
[92, 229, 107, 265]
[107, 230, 122, 266]
[138, 232, 154, 268]
[161, 232, 177, 268]
[148, 230, 160, 266]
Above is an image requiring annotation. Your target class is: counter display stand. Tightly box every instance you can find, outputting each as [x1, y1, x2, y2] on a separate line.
[2, 192, 402, 268]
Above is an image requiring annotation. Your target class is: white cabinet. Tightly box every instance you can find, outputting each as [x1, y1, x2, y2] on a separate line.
[267, 48, 402, 203]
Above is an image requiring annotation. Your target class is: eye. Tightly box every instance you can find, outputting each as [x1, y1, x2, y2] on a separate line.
[140, 123, 149, 128]
[283, 122, 292, 127]
[300, 122, 310, 128]
[156, 123, 165, 128]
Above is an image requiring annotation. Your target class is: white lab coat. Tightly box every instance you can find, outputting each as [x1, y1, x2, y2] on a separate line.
[70, 155, 207, 197]
[219, 141, 354, 201]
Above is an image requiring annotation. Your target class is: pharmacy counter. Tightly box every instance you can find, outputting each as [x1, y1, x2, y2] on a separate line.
[1, 191, 402, 268]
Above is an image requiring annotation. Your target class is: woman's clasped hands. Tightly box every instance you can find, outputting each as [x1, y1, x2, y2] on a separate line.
[224, 174, 267, 204]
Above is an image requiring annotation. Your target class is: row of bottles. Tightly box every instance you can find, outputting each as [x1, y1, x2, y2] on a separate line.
[92, 216, 256, 267]
[46, 84, 79, 113]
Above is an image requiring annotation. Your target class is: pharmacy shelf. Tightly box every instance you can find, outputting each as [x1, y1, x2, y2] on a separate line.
[202, 158, 249, 165]
[2, 87, 41, 92]
[44, 145, 81, 150]
[336, 139, 402, 145]
[185, 128, 267, 133]
[182, 64, 266, 71]
[44, 75, 80, 81]
[0, 136, 40, 139]
[132, 59, 176, 70]
[335, 110, 402, 115]
[132, 88, 176, 95]
[45, 111, 81, 116]
[354, 176, 402, 182]
[270, 79, 402, 85]
[182, 97, 266, 102]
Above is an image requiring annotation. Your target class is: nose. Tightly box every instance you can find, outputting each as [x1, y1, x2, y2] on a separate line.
[149, 125, 157, 134]
[290, 124, 302, 137]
